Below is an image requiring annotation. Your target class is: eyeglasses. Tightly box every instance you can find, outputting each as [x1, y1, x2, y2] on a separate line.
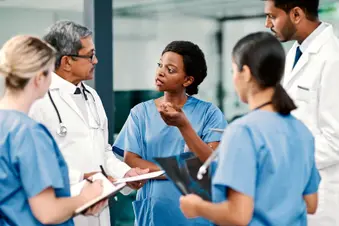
[66, 54, 96, 63]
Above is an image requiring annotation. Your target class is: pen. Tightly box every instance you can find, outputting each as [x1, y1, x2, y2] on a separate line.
[85, 178, 93, 183]
[100, 165, 108, 178]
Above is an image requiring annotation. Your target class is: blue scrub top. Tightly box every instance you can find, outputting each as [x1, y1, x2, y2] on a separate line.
[114, 96, 227, 226]
[212, 110, 321, 226]
[0, 110, 73, 226]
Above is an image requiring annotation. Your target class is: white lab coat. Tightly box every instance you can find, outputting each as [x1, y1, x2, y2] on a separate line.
[29, 73, 132, 226]
[283, 24, 339, 225]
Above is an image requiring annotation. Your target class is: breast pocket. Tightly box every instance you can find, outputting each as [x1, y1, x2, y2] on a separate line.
[295, 85, 312, 102]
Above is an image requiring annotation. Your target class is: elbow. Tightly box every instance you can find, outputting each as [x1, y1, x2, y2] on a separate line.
[34, 212, 58, 225]
[217, 210, 252, 226]
[234, 214, 252, 226]
[307, 205, 317, 214]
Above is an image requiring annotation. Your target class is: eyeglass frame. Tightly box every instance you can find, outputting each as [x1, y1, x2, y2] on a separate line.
[66, 54, 96, 63]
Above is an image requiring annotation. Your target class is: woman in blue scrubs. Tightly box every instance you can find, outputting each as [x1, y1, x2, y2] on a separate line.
[113, 41, 227, 225]
[0, 35, 105, 226]
[179, 32, 321, 225]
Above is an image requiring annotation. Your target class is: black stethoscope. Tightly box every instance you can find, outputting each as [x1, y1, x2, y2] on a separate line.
[47, 83, 100, 137]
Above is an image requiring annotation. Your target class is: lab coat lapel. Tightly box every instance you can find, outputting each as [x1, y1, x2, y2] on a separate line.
[284, 24, 333, 89]
[50, 73, 87, 125]
[283, 43, 309, 89]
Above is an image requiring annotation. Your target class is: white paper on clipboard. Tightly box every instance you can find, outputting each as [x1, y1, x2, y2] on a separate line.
[71, 173, 126, 216]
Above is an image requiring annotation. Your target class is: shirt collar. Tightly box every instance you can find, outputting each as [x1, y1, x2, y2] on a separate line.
[299, 22, 328, 53]
[50, 72, 84, 95]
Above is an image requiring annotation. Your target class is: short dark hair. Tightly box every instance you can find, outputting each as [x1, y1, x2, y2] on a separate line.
[270, 0, 319, 20]
[162, 41, 207, 95]
[232, 32, 296, 115]
[43, 21, 92, 69]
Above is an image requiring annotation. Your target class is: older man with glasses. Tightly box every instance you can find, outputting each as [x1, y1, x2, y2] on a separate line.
[29, 20, 148, 226]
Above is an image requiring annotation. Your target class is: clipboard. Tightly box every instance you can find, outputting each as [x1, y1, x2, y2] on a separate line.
[154, 152, 212, 201]
[71, 173, 126, 216]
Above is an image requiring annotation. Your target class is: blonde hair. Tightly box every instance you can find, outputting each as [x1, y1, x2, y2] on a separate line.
[0, 35, 56, 90]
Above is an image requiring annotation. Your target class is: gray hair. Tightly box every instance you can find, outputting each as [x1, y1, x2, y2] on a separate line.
[43, 20, 92, 69]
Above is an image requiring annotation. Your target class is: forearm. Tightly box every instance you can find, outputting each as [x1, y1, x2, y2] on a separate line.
[30, 194, 85, 225]
[196, 201, 240, 226]
[125, 156, 166, 179]
[178, 122, 213, 162]
[48, 196, 85, 223]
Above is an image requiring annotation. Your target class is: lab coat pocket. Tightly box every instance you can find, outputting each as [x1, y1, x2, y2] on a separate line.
[295, 85, 311, 102]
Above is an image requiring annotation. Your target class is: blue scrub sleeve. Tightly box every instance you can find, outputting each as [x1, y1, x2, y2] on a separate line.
[303, 160, 321, 195]
[16, 125, 64, 198]
[213, 125, 256, 198]
[201, 104, 227, 143]
[113, 109, 142, 157]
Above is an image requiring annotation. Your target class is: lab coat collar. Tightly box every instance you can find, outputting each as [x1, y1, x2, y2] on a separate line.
[50, 72, 85, 94]
[284, 23, 334, 87]
[302, 23, 333, 54]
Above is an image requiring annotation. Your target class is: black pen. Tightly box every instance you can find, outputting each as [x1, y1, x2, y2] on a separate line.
[85, 178, 93, 183]
[100, 165, 108, 178]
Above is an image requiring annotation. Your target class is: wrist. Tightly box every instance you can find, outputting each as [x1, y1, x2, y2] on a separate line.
[177, 118, 190, 130]
[196, 200, 208, 217]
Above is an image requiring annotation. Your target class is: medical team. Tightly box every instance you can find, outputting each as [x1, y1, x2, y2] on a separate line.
[1, 0, 339, 225]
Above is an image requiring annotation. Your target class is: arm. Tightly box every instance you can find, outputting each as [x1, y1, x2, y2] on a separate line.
[314, 59, 339, 169]
[303, 145, 320, 214]
[102, 115, 130, 179]
[159, 103, 227, 162]
[181, 188, 254, 226]
[125, 151, 166, 180]
[29, 182, 102, 225]
[178, 121, 219, 161]
[303, 193, 318, 214]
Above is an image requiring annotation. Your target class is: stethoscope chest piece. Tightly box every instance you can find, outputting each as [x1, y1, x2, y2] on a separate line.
[57, 123, 67, 137]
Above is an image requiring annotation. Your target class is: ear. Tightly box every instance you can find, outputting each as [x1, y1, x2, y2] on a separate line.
[290, 7, 304, 24]
[32, 71, 45, 88]
[60, 56, 73, 72]
[183, 76, 194, 88]
[242, 65, 252, 83]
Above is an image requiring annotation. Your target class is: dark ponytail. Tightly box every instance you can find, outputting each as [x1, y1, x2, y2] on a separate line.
[272, 84, 296, 115]
[232, 32, 297, 115]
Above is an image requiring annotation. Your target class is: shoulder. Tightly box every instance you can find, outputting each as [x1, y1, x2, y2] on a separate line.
[188, 96, 222, 114]
[2, 112, 53, 143]
[130, 99, 155, 115]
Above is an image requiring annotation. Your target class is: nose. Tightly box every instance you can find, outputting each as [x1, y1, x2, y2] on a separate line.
[92, 55, 98, 65]
[157, 67, 165, 77]
[265, 17, 272, 28]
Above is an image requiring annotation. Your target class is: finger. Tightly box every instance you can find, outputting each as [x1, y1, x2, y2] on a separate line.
[140, 168, 150, 174]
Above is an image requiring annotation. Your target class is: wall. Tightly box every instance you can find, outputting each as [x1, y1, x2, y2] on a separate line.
[0, 7, 83, 97]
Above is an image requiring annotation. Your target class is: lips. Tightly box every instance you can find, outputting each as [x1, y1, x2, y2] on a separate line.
[155, 78, 164, 86]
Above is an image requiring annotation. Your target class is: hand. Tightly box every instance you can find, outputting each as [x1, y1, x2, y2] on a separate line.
[83, 199, 108, 216]
[124, 167, 150, 190]
[158, 102, 188, 128]
[80, 179, 103, 203]
[180, 194, 203, 218]
[83, 171, 100, 179]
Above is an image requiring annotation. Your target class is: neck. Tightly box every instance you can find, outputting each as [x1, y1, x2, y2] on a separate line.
[55, 69, 81, 85]
[163, 91, 188, 107]
[0, 90, 35, 114]
[248, 87, 275, 111]
[296, 20, 321, 44]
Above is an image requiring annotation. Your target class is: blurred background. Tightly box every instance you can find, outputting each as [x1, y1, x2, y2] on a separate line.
[0, 0, 338, 225]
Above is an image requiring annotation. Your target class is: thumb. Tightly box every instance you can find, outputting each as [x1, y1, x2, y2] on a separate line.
[142, 168, 150, 173]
